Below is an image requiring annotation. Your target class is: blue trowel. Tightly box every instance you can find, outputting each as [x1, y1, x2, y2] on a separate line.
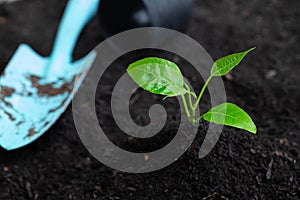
[0, 0, 193, 150]
[0, 0, 100, 150]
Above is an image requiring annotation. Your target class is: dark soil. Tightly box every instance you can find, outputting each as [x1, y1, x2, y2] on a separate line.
[0, 0, 299, 199]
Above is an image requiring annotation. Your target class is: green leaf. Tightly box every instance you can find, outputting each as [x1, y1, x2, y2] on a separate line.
[127, 57, 187, 97]
[203, 103, 257, 134]
[211, 47, 256, 76]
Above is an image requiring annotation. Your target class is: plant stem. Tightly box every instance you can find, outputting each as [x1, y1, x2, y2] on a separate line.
[181, 94, 191, 120]
[184, 83, 192, 107]
[182, 77, 213, 124]
[193, 75, 213, 110]
[194, 114, 204, 123]
[189, 93, 195, 123]
[184, 83, 197, 123]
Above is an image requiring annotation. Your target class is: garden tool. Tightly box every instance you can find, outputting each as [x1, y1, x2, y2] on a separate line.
[0, 0, 100, 150]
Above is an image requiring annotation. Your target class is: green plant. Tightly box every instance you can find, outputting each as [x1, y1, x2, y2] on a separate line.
[127, 48, 257, 134]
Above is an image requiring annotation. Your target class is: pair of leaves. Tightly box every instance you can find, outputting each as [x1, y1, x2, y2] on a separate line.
[204, 47, 257, 133]
[127, 48, 257, 134]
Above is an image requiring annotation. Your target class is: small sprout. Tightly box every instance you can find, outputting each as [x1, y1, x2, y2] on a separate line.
[127, 48, 257, 134]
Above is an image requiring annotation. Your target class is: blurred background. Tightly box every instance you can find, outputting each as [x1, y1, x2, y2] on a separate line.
[0, 0, 299, 199]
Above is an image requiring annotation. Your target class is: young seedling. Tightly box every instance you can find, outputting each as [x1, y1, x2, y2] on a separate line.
[127, 48, 257, 134]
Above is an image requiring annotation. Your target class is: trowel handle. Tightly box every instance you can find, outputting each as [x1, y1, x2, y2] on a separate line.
[98, 0, 193, 38]
[49, 0, 100, 65]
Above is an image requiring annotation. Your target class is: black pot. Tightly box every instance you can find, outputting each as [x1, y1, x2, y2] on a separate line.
[98, 0, 193, 37]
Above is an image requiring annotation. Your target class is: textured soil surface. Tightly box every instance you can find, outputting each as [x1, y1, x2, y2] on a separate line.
[0, 0, 299, 199]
